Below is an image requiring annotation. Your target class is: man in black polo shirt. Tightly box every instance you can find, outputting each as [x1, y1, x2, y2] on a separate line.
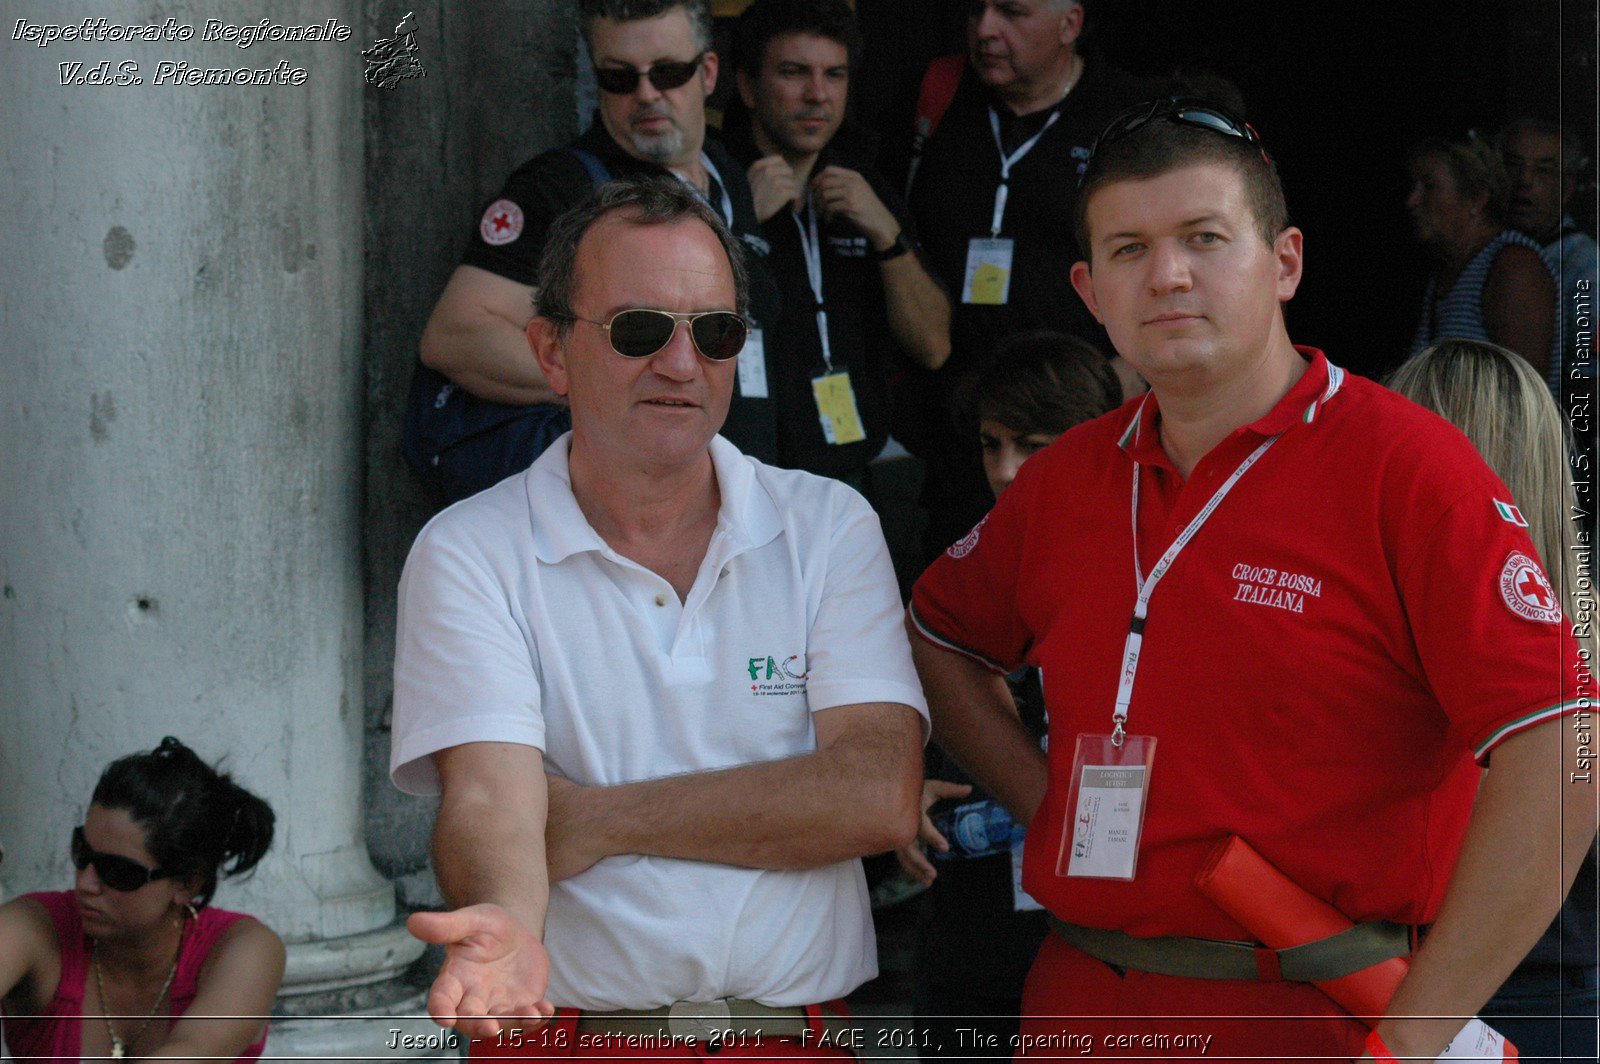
[906, 0, 1152, 555]
[419, 0, 781, 479]
[725, 0, 951, 487]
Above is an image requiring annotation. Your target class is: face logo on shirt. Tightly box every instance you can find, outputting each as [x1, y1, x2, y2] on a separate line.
[1499, 551, 1563, 624]
[946, 514, 989, 560]
[746, 653, 808, 696]
[479, 199, 523, 246]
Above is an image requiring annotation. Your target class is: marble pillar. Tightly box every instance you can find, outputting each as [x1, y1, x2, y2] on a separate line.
[1, 3, 433, 1059]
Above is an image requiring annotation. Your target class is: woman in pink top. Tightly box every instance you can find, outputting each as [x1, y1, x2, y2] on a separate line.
[1, 737, 285, 1062]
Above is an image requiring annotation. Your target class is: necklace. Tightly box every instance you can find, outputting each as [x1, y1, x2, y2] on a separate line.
[91, 912, 187, 1059]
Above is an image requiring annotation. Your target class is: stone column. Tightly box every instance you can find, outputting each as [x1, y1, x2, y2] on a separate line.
[361, 0, 576, 901]
[0, 4, 429, 1059]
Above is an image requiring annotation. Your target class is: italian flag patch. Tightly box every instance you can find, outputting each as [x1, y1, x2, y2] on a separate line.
[1494, 499, 1528, 527]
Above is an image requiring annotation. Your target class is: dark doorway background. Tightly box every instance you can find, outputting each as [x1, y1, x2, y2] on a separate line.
[843, 0, 1594, 381]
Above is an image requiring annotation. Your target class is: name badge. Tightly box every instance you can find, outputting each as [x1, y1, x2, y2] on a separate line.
[962, 238, 1014, 305]
[812, 370, 866, 445]
[1057, 733, 1156, 881]
[738, 327, 769, 399]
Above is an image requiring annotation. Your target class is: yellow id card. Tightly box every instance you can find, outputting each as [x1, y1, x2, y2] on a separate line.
[962, 237, 1014, 305]
[812, 371, 867, 445]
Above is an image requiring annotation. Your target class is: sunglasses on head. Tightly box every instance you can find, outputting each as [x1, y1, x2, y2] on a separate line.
[593, 55, 704, 95]
[71, 825, 169, 892]
[573, 309, 748, 362]
[1086, 96, 1271, 176]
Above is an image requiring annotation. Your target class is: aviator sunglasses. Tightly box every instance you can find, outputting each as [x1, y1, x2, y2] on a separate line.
[592, 55, 704, 95]
[1084, 96, 1271, 181]
[572, 309, 749, 362]
[71, 825, 170, 892]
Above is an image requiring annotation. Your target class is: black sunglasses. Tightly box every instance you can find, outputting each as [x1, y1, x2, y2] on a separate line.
[71, 825, 170, 892]
[573, 309, 748, 362]
[1086, 96, 1271, 175]
[593, 55, 704, 95]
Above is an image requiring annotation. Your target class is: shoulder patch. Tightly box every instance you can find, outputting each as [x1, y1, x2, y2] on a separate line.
[479, 199, 524, 246]
[946, 514, 989, 560]
[1494, 499, 1529, 527]
[1499, 551, 1562, 624]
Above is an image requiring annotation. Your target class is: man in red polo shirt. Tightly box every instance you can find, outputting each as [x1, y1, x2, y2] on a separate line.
[909, 97, 1596, 1060]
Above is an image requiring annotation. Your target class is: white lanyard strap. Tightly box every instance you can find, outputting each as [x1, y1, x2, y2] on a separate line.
[986, 107, 1059, 237]
[791, 192, 832, 372]
[1113, 435, 1277, 744]
[1113, 364, 1347, 744]
[687, 151, 734, 227]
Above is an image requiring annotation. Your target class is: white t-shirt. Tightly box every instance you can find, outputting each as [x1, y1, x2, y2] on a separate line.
[390, 434, 929, 1010]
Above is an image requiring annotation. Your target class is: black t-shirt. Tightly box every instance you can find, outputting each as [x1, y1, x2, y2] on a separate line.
[905, 61, 1155, 548]
[457, 120, 782, 463]
[910, 59, 1154, 363]
[725, 137, 923, 478]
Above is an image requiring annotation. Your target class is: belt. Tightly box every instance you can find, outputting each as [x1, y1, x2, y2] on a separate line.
[573, 999, 851, 1043]
[1049, 915, 1412, 982]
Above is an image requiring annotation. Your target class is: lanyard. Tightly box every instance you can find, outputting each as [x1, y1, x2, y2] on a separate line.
[1111, 365, 1347, 744]
[700, 152, 734, 227]
[986, 107, 1059, 237]
[791, 192, 832, 372]
[675, 152, 734, 227]
[1114, 429, 1278, 743]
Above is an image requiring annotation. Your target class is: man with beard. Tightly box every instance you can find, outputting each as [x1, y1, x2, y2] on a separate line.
[726, 0, 951, 487]
[417, 0, 782, 492]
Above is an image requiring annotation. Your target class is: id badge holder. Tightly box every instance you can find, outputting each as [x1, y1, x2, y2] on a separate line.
[738, 327, 769, 398]
[962, 238, 1014, 305]
[1056, 733, 1156, 881]
[812, 370, 866, 445]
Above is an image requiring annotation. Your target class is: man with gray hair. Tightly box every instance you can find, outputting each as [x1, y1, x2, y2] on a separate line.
[392, 177, 926, 1061]
[902, 0, 1153, 561]
[1498, 117, 1596, 458]
[414, 0, 781, 500]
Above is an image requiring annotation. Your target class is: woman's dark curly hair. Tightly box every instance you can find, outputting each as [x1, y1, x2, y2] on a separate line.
[91, 737, 274, 909]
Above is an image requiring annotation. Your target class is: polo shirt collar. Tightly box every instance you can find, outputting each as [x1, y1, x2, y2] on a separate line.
[707, 434, 784, 554]
[526, 436, 599, 564]
[1117, 347, 1342, 466]
[526, 433, 782, 565]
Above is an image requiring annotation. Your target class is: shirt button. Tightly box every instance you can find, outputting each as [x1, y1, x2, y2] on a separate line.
[655, 593, 668, 607]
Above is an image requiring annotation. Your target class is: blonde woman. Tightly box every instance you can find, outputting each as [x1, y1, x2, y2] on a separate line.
[1390, 339, 1596, 1063]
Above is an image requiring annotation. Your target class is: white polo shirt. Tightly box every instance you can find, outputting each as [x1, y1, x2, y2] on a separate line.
[390, 433, 928, 1010]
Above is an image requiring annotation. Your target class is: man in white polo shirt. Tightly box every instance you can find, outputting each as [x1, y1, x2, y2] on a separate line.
[389, 176, 926, 1060]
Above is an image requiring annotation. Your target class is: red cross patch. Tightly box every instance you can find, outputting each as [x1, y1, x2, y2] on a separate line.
[479, 199, 523, 246]
[1498, 551, 1562, 624]
[946, 514, 989, 559]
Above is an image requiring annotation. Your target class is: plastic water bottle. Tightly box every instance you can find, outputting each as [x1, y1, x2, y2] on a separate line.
[930, 799, 1027, 861]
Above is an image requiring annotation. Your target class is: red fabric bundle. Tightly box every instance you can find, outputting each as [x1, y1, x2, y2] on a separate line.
[1195, 834, 1413, 1023]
